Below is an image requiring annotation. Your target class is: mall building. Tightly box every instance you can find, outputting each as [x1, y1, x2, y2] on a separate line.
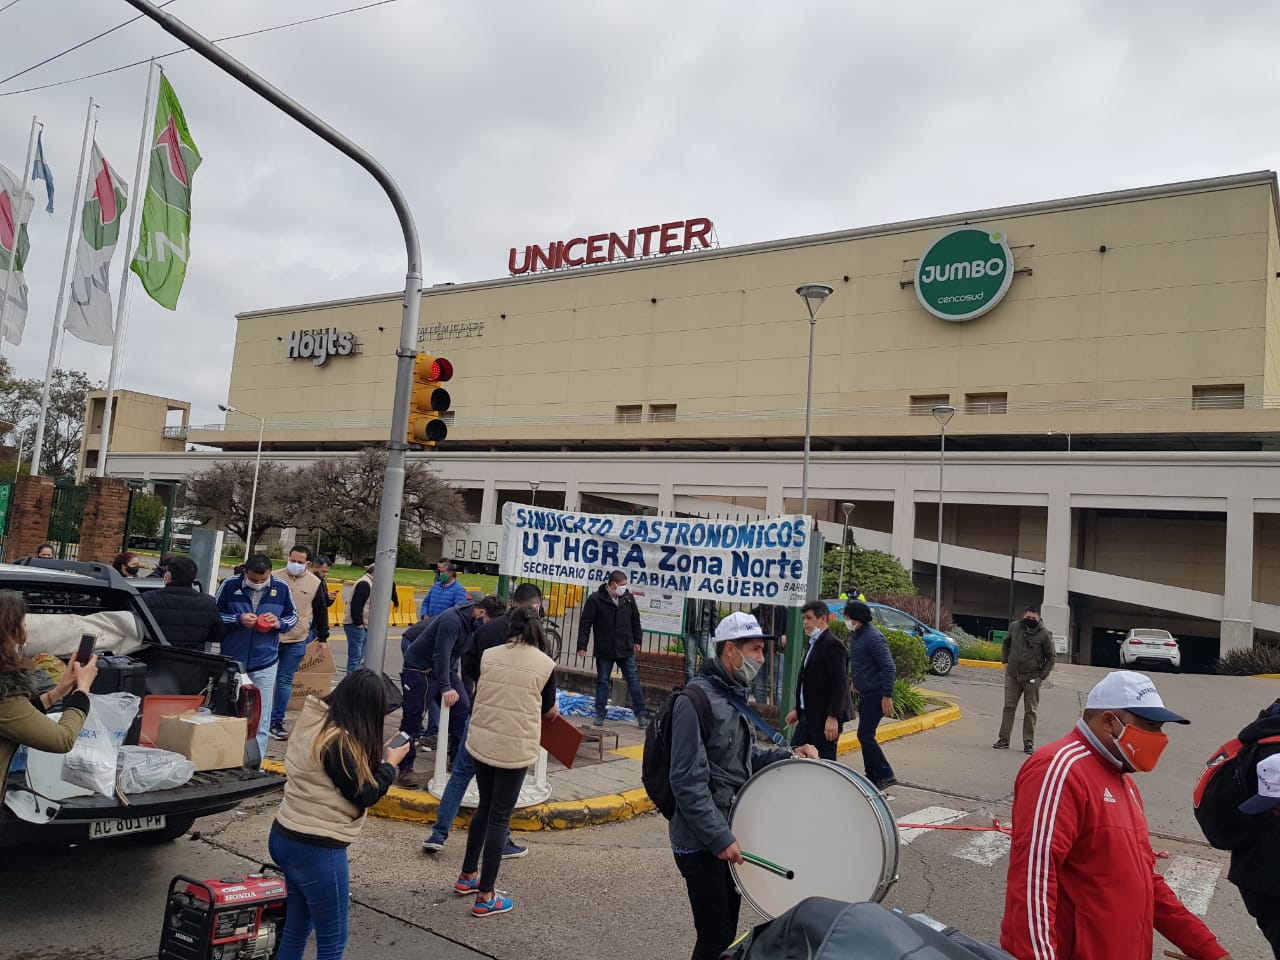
[96, 171, 1280, 669]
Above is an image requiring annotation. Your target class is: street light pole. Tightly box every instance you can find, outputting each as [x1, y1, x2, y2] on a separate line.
[220, 404, 264, 563]
[838, 501, 854, 596]
[931, 404, 956, 630]
[795, 284, 834, 521]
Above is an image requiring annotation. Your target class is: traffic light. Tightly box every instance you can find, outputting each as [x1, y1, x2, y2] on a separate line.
[408, 354, 453, 446]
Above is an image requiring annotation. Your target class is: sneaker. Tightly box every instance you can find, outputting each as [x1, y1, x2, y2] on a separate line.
[873, 778, 897, 791]
[268, 723, 289, 741]
[416, 737, 434, 752]
[453, 874, 480, 895]
[635, 715, 648, 729]
[501, 839, 528, 860]
[471, 892, 514, 917]
[591, 717, 606, 728]
[992, 739, 1010, 750]
[422, 836, 445, 853]
[396, 770, 420, 789]
[1024, 743, 1035, 755]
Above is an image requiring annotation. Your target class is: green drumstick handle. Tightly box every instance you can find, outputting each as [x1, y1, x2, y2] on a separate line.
[741, 851, 795, 880]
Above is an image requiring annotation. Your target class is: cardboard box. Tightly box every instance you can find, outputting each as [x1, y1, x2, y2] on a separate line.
[156, 713, 247, 771]
[287, 641, 336, 711]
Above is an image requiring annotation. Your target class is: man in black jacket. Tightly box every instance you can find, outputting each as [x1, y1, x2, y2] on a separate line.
[1224, 699, 1280, 956]
[575, 570, 647, 727]
[784, 600, 853, 761]
[140, 556, 224, 652]
[844, 600, 897, 790]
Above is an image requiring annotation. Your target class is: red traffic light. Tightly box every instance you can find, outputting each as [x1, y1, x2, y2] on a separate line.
[428, 357, 453, 381]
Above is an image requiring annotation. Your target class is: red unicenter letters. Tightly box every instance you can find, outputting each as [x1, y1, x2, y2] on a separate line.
[508, 217, 714, 275]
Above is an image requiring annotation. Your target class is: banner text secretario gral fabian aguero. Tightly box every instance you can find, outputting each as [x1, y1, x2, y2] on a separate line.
[499, 504, 811, 605]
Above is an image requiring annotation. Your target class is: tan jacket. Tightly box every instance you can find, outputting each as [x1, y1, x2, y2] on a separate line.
[467, 643, 555, 769]
[0, 672, 88, 808]
[279, 570, 322, 644]
[275, 696, 368, 844]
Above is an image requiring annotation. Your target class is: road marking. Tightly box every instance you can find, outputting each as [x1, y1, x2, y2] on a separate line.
[1160, 856, 1220, 917]
[897, 806, 968, 844]
[953, 830, 1011, 867]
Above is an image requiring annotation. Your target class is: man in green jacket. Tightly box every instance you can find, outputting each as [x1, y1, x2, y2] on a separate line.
[994, 603, 1056, 755]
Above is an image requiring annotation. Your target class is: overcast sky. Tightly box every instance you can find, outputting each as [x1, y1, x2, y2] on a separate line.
[2, 1, 1278, 426]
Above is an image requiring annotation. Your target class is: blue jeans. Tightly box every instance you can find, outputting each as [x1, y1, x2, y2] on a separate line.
[429, 716, 476, 843]
[595, 655, 646, 722]
[344, 624, 367, 675]
[683, 633, 711, 683]
[269, 824, 350, 960]
[249, 661, 277, 766]
[271, 640, 309, 727]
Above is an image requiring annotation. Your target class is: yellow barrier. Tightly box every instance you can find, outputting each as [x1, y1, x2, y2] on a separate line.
[392, 585, 418, 626]
[547, 582, 585, 618]
[327, 583, 345, 624]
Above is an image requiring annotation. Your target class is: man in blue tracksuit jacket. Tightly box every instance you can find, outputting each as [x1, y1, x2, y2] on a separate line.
[215, 554, 299, 766]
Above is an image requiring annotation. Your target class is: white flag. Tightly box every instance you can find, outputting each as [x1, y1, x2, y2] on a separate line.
[65, 142, 128, 346]
[0, 161, 34, 347]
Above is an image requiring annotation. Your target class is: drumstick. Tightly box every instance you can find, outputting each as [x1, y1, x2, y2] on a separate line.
[741, 851, 795, 880]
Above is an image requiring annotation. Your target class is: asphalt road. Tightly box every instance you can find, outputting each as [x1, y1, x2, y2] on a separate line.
[2, 662, 1273, 959]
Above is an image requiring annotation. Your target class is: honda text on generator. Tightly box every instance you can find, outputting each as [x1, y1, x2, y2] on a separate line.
[159, 870, 287, 960]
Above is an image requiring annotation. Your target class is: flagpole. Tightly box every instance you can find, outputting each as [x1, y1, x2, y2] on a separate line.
[31, 99, 96, 477]
[98, 61, 156, 479]
[0, 115, 41, 356]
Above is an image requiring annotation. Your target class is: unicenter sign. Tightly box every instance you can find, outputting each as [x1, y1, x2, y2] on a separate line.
[914, 227, 1014, 321]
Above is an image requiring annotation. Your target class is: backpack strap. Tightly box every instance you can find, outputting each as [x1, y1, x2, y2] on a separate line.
[724, 694, 788, 748]
[681, 683, 715, 744]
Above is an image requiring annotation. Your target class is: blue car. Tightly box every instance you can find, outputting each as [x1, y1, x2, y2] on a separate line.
[823, 600, 960, 676]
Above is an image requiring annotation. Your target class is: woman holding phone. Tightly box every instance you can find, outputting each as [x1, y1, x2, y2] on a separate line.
[454, 608, 558, 917]
[269, 668, 410, 960]
[0, 591, 99, 808]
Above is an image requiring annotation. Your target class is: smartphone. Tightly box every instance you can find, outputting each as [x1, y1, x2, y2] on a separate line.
[75, 635, 95, 666]
[388, 732, 410, 749]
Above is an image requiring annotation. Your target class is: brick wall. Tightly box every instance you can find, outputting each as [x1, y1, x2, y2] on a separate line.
[4, 475, 55, 561]
[78, 477, 131, 564]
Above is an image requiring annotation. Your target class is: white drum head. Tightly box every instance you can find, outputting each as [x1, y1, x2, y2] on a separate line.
[729, 758, 898, 918]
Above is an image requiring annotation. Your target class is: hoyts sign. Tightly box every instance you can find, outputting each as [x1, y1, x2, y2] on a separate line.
[509, 217, 714, 275]
[286, 327, 357, 366]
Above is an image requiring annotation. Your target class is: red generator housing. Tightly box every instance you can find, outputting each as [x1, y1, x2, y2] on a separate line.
[159, 871, 287, 960]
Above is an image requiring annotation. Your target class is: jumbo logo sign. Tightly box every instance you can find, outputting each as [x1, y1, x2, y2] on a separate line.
[914, 227, 1015, 322]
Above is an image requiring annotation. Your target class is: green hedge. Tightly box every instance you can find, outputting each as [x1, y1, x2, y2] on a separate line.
[958, 638, 1003, 662]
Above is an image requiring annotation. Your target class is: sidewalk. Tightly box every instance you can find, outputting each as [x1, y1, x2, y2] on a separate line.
[262, 695, 962, 832]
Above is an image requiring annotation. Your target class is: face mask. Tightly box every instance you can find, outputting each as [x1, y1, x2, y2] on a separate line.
[246, 579, 268, 593]
[286, 562, 306, 576]
[1112, 720, 1169, 772]
[436, 571, 448, 583]
[730, 646, 762, 685]
[806, 624, 823, 639]
[1023, 617, 1040, 631]
[613, 585, 628, 597]
[125, 566, 140, 576]
[844, 620, 856, 632]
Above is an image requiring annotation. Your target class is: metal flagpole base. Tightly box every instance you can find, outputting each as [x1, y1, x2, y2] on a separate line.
[425, 702, 553, 808]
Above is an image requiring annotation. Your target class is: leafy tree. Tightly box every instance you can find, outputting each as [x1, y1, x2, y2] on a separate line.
[820, 547, 916, 597]
[290, 448, 469, 562]
[0, 358, 97, 478]
[183, 460, 299, 556]
[127, 492, 167, 538]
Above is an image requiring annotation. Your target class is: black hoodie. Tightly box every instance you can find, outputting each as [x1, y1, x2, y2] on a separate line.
[1227, 700, 1280, 893]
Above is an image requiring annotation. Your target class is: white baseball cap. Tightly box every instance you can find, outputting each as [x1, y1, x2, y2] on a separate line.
[1239, 754, 1280, 815]
[1085, 670, 1189, 724]
[713, 611, 773, 645]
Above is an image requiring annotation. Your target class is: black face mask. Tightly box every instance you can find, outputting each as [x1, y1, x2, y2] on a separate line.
[125, 566, 140, 576]
[1023, 617, 1040, 632]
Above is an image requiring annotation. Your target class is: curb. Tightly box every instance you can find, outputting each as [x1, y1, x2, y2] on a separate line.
[959, 658, 1003, 669]
[264, 702, 964, 831]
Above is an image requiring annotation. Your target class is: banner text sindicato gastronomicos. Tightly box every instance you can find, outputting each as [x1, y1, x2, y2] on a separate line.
[500, 504, 810, 604]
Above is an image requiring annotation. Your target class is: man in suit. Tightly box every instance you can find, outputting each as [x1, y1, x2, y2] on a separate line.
[784, 599, 853, 761]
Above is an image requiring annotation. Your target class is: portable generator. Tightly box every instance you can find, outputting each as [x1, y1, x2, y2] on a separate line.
[158, 869, 287, 960]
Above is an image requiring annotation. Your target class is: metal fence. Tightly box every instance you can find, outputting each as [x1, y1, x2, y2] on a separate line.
[47, 478, 87, 560]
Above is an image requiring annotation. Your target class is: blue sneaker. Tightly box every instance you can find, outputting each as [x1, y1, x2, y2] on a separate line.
[453, 873, 479, 895]
[472, 891, 513, 917]
[422, 835, 445, 853]
[501, 839, 528, 860]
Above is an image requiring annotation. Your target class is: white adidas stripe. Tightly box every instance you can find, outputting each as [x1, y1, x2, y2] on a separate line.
[1026, 742, 1089, 960]
[897, 806, 967, 844]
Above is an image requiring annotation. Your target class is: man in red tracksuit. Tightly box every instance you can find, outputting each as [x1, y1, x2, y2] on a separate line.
[1001, 670, 1232, 960]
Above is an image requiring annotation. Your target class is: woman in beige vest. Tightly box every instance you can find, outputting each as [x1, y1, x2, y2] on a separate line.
[269, 669, 410, 959]
[454, 608, 558, 917]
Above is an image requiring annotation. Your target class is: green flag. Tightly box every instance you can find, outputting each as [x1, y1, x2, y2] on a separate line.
[130, 74, 201, 310]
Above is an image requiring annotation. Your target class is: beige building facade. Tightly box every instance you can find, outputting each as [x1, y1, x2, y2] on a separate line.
[78, 389, 189, 482]
[104, 172, 1280, 667]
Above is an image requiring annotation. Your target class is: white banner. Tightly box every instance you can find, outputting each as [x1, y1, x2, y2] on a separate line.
[631, 586, 685, 636]
[501, 504, 811, 606]
[66, 142, 128, 346]
[0, 161, 33, 347]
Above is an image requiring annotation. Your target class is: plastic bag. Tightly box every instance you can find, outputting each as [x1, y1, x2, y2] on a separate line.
[61, 692, 141, 797]
[116, 745, 195, 794]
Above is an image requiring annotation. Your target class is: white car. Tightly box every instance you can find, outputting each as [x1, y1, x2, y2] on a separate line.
[1119, 628, 1181, 672]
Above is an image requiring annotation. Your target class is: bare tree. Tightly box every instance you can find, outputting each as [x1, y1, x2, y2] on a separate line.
[182, 460, 299, 556]
[292, 448, 469, 561]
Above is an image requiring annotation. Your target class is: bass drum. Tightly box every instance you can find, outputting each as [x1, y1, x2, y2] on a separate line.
[728, 758, 899, 919]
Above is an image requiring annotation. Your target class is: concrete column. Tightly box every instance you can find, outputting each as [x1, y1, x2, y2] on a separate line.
[1041, 490, 1071, 641]
[891, 483, 916, 570]
[1222, 495, 1255, 650]
[657, 482, 674, 516]
[4, 475, 56, 562]
[563, 480, 580, 512]
[766, 484, 784, 516]
[479, 478, 497, 524]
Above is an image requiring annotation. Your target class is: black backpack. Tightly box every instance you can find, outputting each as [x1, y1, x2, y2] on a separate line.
[642, 684, 715, 819]
[1192, 730, 1280, 849]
